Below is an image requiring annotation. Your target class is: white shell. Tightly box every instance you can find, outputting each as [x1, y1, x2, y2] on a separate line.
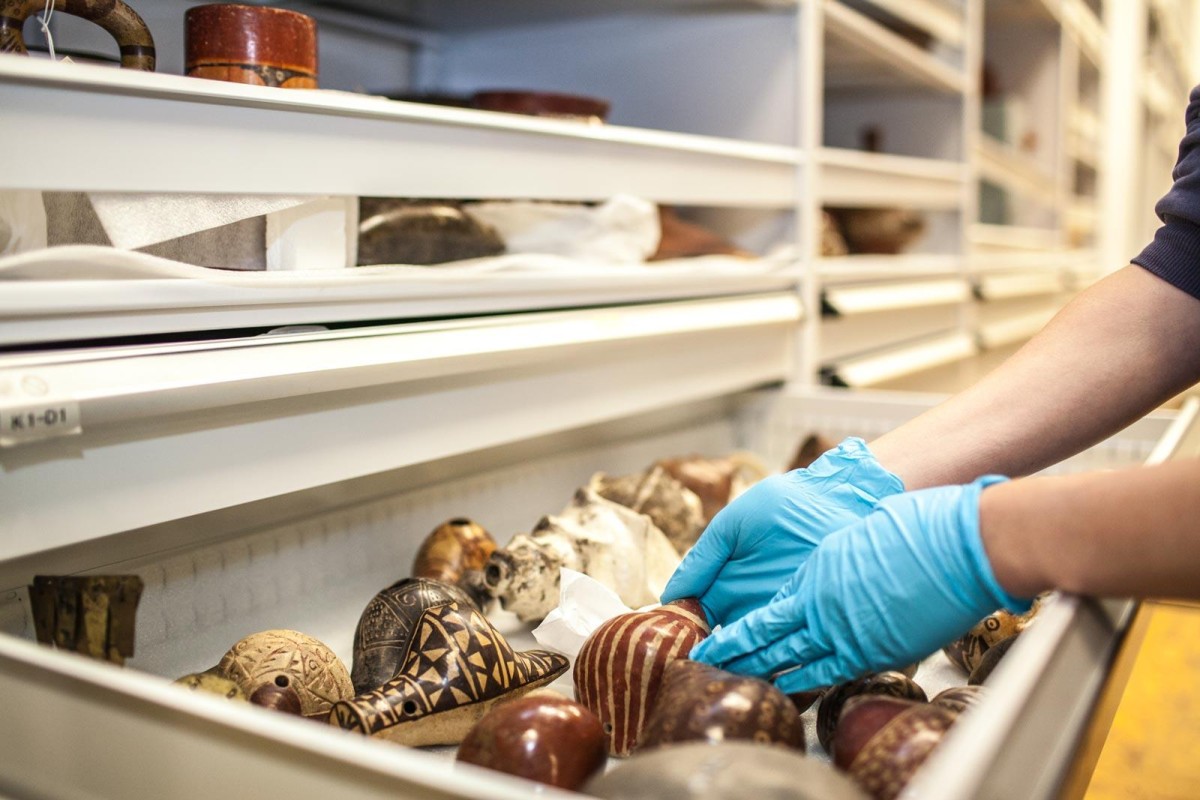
[485, 488, 682, 622]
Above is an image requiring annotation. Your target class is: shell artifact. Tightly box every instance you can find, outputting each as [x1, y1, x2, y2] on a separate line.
[411, 518, 497, 599]
[457, 693, 606, 790]
[586, 741, 869, 800]
[834, 697, 958, 800]
[655, 453, 768, 527]
[638, 660, 804, 752]
[330, 600, 568, 746]
[817, 671, 927, 753]
[0, 0, 155, 70]
[218, 629, 353, 720]
[945, 600, 1039, 673]
[590, 467, 705, 555]
[574, 598, 710, 756]
[174, 671, 248, 702]
[352, 577, 476, 694]
[484, 488, 681, 622]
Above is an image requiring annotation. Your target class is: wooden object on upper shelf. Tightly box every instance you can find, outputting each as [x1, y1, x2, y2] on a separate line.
[27, 575, 144, 666]
[185, 4, 317, 88]
[0, 0, 155, 70]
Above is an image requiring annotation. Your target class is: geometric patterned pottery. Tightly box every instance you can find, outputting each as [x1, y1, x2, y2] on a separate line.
[456, 693, 606, 790]
[638, 660, 804, 752]
[330, 600, 568, 747]
[0, 0, 155, 69]
[817, 671, 927, 754]
[217, 629, 353, 720]
[585, 742, 869, 800]
[574, 598, 711, 756]
[834, 697, 958, 800]
[185, 4, 317, 88]
[351, 578, 475, 694]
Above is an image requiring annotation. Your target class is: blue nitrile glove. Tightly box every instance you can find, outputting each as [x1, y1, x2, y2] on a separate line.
[690, 476, 1034, 693]
[660, 437, 903, 628]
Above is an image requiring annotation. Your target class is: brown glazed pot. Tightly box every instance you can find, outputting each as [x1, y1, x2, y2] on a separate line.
[834, 697, 958, 800]
[456, 693, 607, 790]
[351, 577, 475, 695]
[217, 629, 353, 720]
[410, 518, 497, 609]
[185, 4, 317, 88]
[816, 671, 927, 754]
[0, 0, 155, 69]
[573, 598, 710, 756]
[637, 660, 804, 752]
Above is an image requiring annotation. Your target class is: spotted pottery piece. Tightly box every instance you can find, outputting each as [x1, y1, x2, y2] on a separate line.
[351, 577, 475, 694]
[586, 742, 869, 800]
[484, 488, 681, 622]
[185, 4, 317, 88]
[574, 598, 711, 756]
[330, 600, 568, 747]
[457, 693, 606, 790]
[590, 467, 705, 555]
[817, 671, 927, 753]
[638, 660, 804, 752]
[835, 697, 958, 800]
[217, 629, 353, 720]
[0, 0, 155, 69]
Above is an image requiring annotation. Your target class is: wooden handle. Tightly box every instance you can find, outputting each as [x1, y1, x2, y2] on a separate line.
[0, 0, 155, 70]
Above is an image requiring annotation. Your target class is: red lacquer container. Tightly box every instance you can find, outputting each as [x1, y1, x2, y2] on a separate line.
[185, 4, 318, 89]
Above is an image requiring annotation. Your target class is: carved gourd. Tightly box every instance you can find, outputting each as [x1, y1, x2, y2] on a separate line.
[411, 519, 497, 608]
[0, 0, 155, 69]
[590, 468, 705, 556]
[457, 692, 606, 790]
[834, 697, 958, 800]
[816, 671, 927, 754]
[638, 659, 804, 752]
[484, 488, 681, 622]
[330, 600, 568, 747]
[217, 629, 353, 720]
[573, 598, 710, 756]
[351, 577, 475, 695]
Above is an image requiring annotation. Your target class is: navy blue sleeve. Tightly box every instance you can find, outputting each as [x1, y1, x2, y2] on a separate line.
[1133, 85, 1200, 300]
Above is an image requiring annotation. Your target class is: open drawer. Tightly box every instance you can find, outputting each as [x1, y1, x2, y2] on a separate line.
[0, 387, 1188, 799]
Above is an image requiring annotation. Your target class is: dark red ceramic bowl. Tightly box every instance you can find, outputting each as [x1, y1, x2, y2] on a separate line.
[471, 90, 611, 122]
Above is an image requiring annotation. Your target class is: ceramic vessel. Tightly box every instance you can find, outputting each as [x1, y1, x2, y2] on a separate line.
[944, 602, 1039, 673]
[456, 693, 606, 790]
[174, 671, 247, 702]
[968, 633, 1019, 685]
[931, 685, 986, 716]
[834, 697, 958, 800]
[185, 4, 317, 88]
[357, 200, 505, 266]
[816, 671, 927, 753]
[827, 208, 926, 255]
[330, 600, 568, 746]
[590, 467, 705, 556]
[787, 433, 839, 471]
[573, 598, 710, 756]
[351, 577, 475, 694]
[249, 680, 304, 715]
[585, 742, 869, 800]
[472, 90, 610, 123]
[217, 629, 353, 719]
[410, 519, 497, 609]
[484, 488, 681, 622]
[0, 0, 155, 69]
[655, 453, 766, 527]
[638, 660, 804, 752]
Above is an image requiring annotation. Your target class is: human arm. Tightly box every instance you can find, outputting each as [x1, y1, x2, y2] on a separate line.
[692, 458, 1200, 691]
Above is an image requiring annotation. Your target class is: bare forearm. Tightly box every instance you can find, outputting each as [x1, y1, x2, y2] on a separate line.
[869, 266, 1200, 489]
[980, 459, 1200, 600]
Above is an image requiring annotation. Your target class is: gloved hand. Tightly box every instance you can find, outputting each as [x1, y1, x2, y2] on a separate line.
[690, 476, 1033, 692]
[660, 437, 903, 628]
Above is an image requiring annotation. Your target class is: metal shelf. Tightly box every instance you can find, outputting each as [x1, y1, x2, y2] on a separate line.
[818, 147, 967, 208]
[0, 58, 800, 204]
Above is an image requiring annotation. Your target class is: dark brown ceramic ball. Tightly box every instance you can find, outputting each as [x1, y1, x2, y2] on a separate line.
[817, 671, 927, 753]
[931, 685, 986, 716]
[456, 693, 606, 791]
[835, 697, 958, 800]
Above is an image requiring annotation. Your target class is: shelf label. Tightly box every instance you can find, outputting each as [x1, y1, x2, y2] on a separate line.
[0, 400, 82, 447]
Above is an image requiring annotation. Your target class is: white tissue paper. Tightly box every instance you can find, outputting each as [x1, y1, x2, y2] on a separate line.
[467, 194, 660, 263]
[533, 569, 651, 658]
[0, 190, 48, 256]
[88, 193, 313, 251]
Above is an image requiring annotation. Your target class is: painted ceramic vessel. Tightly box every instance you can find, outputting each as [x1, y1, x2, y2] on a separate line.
[0, 0, 155, 69]
[573, 598, 710, 756]
[590, 467, 705, 556]
[585, 742, 869, 800]
[834, 697, 958, 800]
[330, 600, 568, 747]
[457, 692, 606, 790]
[185, 4, 317, 88]
[638, 660, 804, 752]
[945, 602, 1038, 673]
[484, 488, 680, 622]
[817, 671, 927, 753]
[931, 685, 986, 716]
[968, 633, 1019, 685]
[217, 629, 353, 720]
[351, 577, 475, 694]
[411, 519, 497, 609]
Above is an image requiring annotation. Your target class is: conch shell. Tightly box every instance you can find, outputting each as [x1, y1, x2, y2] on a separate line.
[589, 468, 704, 556]
[483, 488, 681, 622]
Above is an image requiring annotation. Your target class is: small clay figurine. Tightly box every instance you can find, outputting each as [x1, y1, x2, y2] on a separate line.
[817, 671, 927, 753]
[330, 601, 568, 746]
[573, 598, 710, 756]
[411, 518, 497, 608]
[352, 577, 476, 694]
[217, 629, 353, 720]
[834, 697, 958, 800]
[457, 692, 606, 790]
[638, 660, 804, 752]
[27, 575, 144, 665]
